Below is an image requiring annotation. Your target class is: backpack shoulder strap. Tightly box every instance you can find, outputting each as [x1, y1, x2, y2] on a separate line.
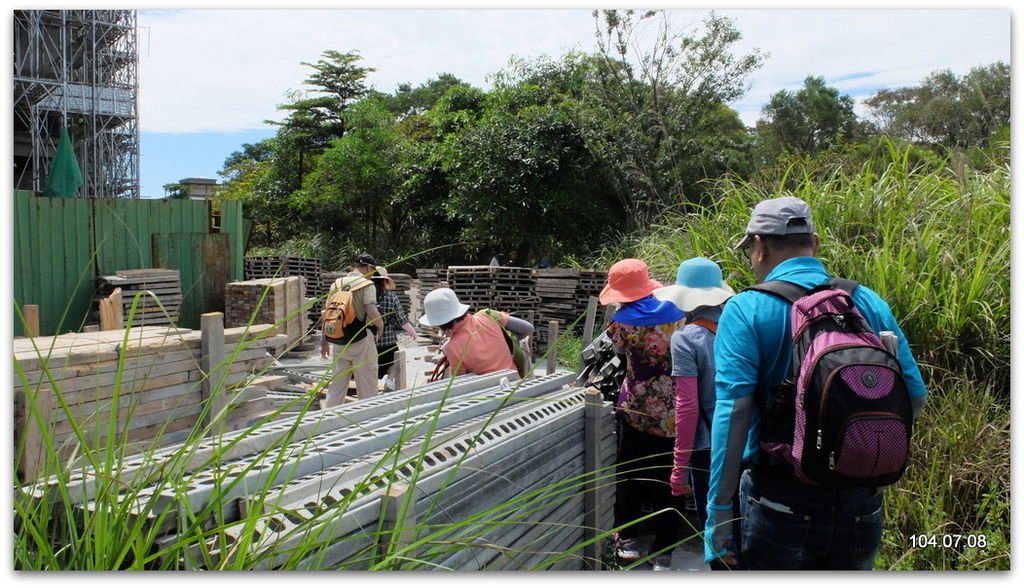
[826, 277, 859, 295]
[689, 318, 718, 334]
[479, 308, 515, 348]
[743, 280, 807, 304]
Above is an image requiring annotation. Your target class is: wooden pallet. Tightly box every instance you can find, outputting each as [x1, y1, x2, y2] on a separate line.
[97, 269, 182, 327]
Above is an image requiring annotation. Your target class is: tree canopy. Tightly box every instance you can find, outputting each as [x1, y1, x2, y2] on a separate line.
[214, 19, 1008, 270]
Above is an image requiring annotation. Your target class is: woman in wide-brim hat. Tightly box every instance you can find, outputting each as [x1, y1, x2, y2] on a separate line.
[418, 287, 534, 378]
[656, 257, 739, 566]
[370, 266, 416, 390]
[653, 256, 735, 312]
[600, 258, 687, 569]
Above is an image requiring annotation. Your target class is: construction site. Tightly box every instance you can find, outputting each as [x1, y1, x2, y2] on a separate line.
[10, 9, 712, 572]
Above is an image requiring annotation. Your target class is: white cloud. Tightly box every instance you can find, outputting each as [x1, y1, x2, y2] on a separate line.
[137, 7, 1010, 133]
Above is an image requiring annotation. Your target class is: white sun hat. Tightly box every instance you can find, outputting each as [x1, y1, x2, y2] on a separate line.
[653, 257, 734, 312]
[418, 287, 470, 327]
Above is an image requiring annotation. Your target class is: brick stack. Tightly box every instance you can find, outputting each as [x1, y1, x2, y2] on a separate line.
[244, 256, 323, 325]
[225, 277, 308, 348]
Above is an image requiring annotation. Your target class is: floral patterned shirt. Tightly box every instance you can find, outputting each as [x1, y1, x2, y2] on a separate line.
[609, 318, 686, 437]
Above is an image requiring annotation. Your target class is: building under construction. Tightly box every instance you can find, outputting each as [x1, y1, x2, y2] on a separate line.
[13, 10, 140, 199]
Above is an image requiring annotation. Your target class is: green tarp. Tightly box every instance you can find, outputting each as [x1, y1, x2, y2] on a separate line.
[42, 127, 83, 198]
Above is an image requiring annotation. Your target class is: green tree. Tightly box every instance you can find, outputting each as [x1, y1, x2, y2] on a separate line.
[582, 9, 765, 228]
[216, 139, 285, 247]
[381, 73, 465, 119]
[162, 182, 190, 199]
[441, 83, 622, 263]
[864, 62, 1009, 149]
[755, 75, 858, 161]
[267, 50, 374, 191]
[295, 97, 411, 257]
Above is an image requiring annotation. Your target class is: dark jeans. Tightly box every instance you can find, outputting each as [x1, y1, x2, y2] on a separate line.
[614, 420, 689, 554]
[376, 345, 396, 379]
[739, 466, 884, 570]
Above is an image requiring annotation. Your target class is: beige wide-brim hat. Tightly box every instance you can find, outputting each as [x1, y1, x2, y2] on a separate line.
[653, 256, 734, 312]
[653, 283, 734, 312]
[372, 266, 396, 290]
[418, 287, 470, 327]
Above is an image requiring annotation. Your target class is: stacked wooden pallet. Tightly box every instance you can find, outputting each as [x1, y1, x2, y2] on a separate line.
[446, 266, 538, 313]
[225, 277, 309, 348]
[13, 324, 286, 482]
[321, 270, 348, 290]
[414, 268, 448, 340]
[243, 256, 287, 280]
[534, 268, 581, 348]
[96, 269, 182, 327]
[388, 272, 415, 323]
[576, 270, 608, 326]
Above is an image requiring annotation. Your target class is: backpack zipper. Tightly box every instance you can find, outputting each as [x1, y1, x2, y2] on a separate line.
[792, 310, 859, 341]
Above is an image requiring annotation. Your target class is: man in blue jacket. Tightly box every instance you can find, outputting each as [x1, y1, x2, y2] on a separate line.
[704, 196, 928, 570]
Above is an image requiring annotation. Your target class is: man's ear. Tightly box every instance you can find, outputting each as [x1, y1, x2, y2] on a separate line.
[811, 233, 821, 256]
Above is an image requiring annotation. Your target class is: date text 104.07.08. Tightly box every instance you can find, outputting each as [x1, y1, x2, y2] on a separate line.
[909, 534, 987, 549]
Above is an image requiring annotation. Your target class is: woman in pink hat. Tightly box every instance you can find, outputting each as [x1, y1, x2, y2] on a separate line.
[600, 258, 687, 570]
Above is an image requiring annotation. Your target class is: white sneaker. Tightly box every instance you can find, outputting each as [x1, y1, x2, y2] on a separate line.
[615, 537, 643, 561]
[384, 377, 396, 390]
[652, 553, 673, 571]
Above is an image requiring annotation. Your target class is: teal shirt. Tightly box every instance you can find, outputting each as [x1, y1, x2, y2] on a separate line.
[703, 256, 927, 561]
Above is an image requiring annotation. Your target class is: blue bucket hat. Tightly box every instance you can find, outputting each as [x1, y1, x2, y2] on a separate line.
[653, 257, 734, 312]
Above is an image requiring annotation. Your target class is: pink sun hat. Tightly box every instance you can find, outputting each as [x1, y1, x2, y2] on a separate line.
[598, 258, 663, 305]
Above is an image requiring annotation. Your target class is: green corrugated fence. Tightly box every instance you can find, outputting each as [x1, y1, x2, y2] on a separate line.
[12, 191, 245, 336]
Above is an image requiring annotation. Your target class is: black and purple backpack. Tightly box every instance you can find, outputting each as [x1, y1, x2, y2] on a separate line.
[749, 278, 913, 487]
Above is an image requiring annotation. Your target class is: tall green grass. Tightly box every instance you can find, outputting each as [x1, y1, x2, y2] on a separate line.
[629, 144, 1009, 397]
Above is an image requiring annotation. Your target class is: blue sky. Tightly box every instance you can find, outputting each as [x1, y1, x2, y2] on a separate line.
[135, 6, 1011, 198]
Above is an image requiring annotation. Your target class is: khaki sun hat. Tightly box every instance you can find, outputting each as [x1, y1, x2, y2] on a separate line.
[372, 266, 396, 290]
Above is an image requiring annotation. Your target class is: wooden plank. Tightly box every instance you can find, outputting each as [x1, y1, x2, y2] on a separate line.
[21, 355, 201, 400]
[201, 312, 227, 431]
[99, 288, 123, 331]
[49, 387, 206, 437]
[18, 385, 54, 483]
[54, 409, 202, 462]
[394, 349, 407, 391]
[583, 388, 606, 570]
[11, 324, 279, 369]
[546, 321, 559, 375]
[24, 304, 39, 338]
[582, 296, 599, 350]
